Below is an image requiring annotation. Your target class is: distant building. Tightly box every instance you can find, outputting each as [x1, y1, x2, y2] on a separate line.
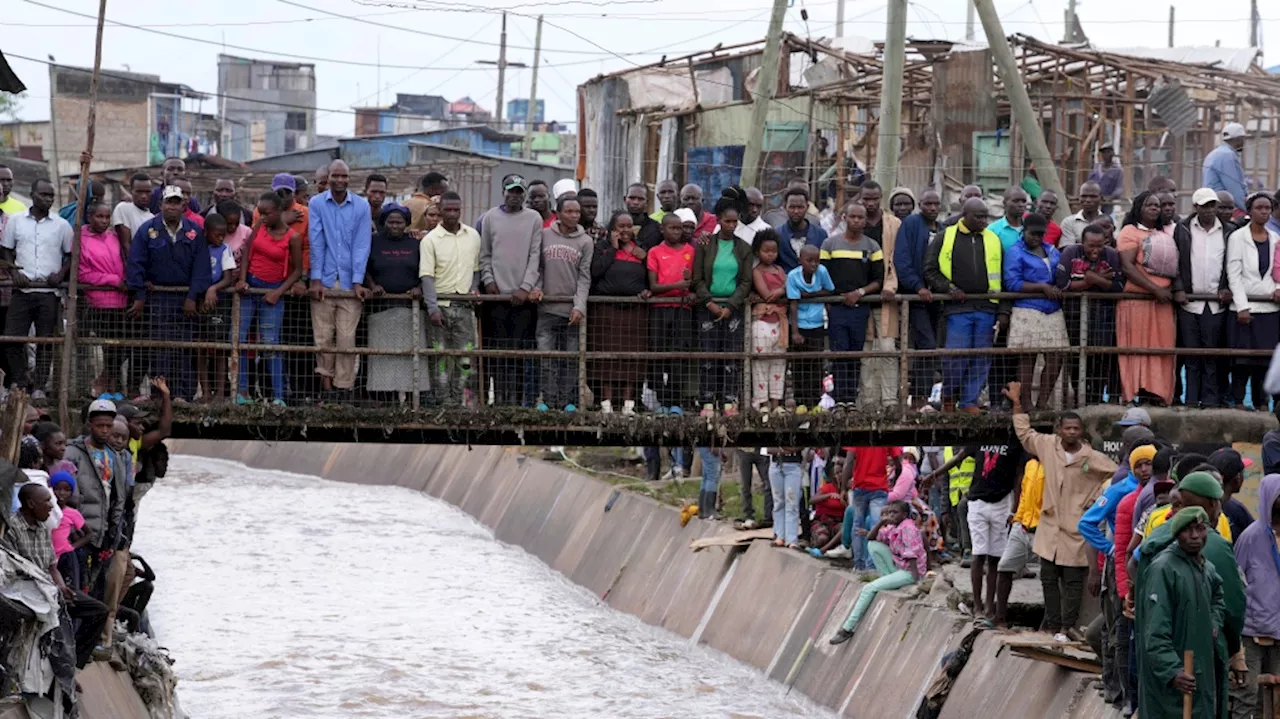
[448, 97, 491, 123]
[217, 54, 316, 162]
[0, 120, 50, 162]
[506, 98, 545, 126]
[49, 63, 205, 178]
[353, 93, 451, 137]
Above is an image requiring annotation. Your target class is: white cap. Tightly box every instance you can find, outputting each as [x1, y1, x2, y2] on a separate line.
[88, 398, 117, 416]
[673, 208, 697, 224]
[161, 185, 184, 200]
[1192, 187, 1220, 206]
[902, 446, 920, 462]
[1222, 122, 1246, 140]
[552, 178, 578, 200]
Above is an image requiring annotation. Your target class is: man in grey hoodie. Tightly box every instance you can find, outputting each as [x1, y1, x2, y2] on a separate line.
[531, 195, 593, 411]
[479, 174, 543, 406]
[63, 399, 128, 557]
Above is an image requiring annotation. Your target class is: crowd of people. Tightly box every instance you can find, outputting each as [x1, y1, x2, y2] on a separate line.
[0, 381, 170, 705]
[0, 131, 1273, 414]
[709, 384, 1276, 718]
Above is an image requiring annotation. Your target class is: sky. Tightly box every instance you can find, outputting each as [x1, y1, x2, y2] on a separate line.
[2, 0, 1276, 139]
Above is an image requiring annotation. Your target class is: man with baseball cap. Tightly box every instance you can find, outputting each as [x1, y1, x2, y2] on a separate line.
[126, 184, 210, 401]
[479, 174, 544, 406]
[1171, 188, 1231, 408]
[1204, 122, 1248, 210]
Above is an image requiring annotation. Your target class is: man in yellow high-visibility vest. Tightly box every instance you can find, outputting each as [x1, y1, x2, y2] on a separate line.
[922, 198, 1010, 413]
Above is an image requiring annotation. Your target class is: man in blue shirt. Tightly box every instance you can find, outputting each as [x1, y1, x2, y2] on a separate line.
[147, 158, 200, 216]
[1086, 142, 1124, 210]
[308, 160, 371, 398]
[1203, 122, 1248, 210]
[126, 185, 210, 401]
[987, 187, 1027, 250]
[773, 187, 826, 272]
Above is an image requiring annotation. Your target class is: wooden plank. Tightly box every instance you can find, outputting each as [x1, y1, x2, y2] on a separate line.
[1009, 646, 1102, 674]
[689, 527, 775, 551]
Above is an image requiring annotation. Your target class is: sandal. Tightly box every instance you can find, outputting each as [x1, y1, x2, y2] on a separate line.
[788, 543, 803, 551]
[973, 618, 994, 629]
[772, 538, 785, 547]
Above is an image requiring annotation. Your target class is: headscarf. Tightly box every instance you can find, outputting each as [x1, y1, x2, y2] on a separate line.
[1178, 471, 1224, 500]
[49, 471, 75, 492]
[1129, 444, 1157, 470]
[379, 202, 411, 226]
[674, 208, 697, 225]
[552, 178, 578, 200]
[1167, 505, 1209, 537]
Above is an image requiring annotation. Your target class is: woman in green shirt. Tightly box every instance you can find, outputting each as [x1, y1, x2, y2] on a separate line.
[692, 191, 753, 416]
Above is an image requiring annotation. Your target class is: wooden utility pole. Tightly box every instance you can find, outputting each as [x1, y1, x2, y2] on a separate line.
[740, 0, 788, 188]
[58, 0, 108, 429]
[1250, 0, 1260, 48]
[873, 0, 907, 189]
[46, 63, 61, 206]
[973, 0, 1069, 222]
[476, 13, 527, 126]
[1169, 6, 1176, 48]
[966, 0, 976, 42]
[836, 0, 845, 38]
[523, 15, 543, 160]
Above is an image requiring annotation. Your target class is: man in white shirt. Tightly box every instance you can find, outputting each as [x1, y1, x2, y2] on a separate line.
[1058, 181, 1106, 247]
[111, 172, 153, 254]
[0, 179, 72, 397]
[1172, 187, 1231, 408]
[735, 187, 771, 243]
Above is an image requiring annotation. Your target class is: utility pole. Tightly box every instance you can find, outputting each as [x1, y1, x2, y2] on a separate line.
[741, 0, 788, 188]
[46, 62, 62, 206]
[476, 13, 526, 126]
[59, 0, 108, 429]
[523, 15, 543, 160]
[1250, 0, 1260, 48]
[874, 0, 907, 189]
[1169, 6, 1175, 48]
[966, 0, 976, 42]
[1061, 0, 1075, 43]
[973, 0, 1069, 222]
[836, 0, 845, 38]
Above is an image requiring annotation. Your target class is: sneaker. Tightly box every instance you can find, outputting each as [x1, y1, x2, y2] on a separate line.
[668, 406, 684, 417]
[271, 398, 287, 407]
[795, 404, 809, 415]
[622, 400, 636, 416]
[700, 403, 715, 418]
[563, 404, 577, 413]
[960, 554, 973, 568]
[600, 399, 613, 414]
[828, 628, 854, 646]
[235, 394, 253, 405]
[825, 546, 852, 559]
[1053, 633, 1070, 643]
[30, 389, 46, 401]
[772, 405, 787, 415]
[536, 403, 550, 412]
[740, 519, 758, 530]
[722, 403, 737, 417]
[1064, 627, 1087, 643]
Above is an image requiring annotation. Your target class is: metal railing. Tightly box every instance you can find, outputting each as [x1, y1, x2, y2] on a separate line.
[1, 282, 1270, 425]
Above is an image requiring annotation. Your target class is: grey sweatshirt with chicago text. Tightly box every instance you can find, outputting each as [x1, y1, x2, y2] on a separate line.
[535, 221, 594, 318]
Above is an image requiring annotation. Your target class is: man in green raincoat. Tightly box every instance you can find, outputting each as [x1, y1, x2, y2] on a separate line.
[1137, 504, 1225, 718]
[1132, 472, 1245, 719]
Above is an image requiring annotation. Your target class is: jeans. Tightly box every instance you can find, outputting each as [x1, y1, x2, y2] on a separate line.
[238, 275, 286, 399]
[4, 291, 59, 391]
[536, 310, 580, 407]
[67, 589, 108, 669]
[738, 449, 773, 521]
[828, 303, 870, 404]
[696, 308, 743, 405]
[429, 304, 476, 406]
[769, 460, 803, 545]
[943, 310, 995, 408]
[1039, 558, 1087, 632]
[849, 488, 888, 570]
[840, 540, 916, 632]
[148, 292, 197, 399]
[698, 448, 721, 493]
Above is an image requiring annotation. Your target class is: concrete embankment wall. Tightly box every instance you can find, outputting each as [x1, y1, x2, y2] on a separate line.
[174, 440, 1123, 719]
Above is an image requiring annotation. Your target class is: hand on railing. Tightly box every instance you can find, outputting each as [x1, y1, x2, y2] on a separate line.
[182, 298, 197, 317]
[949, 287, 965, 303]
[569, 309, 584, 326]
[202, 286, 219, 312]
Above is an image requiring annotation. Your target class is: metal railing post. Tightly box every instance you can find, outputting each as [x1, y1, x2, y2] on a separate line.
[411, 295, 421, 410]
[897, 297, 910, 410]
[1076, 294, 1089, 408]
[578, 312, 588, 409]
[742, 297, 753, 410]
[229, 292, 241, 400]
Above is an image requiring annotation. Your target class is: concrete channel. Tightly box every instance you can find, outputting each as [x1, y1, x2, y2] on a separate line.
[174, 440, 1125, 718]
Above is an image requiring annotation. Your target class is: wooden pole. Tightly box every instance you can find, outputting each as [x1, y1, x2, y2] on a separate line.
[58, 0, 108, 430]
[740, 0, 789, 188]
[873, 0, 907, 189]
[522, 15, 543, 160]
[1182, 649, 1194, 719]
[2, 389, 29, 465]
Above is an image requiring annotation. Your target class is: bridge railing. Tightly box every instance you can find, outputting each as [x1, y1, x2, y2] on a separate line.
[3, 282, 1271, 415]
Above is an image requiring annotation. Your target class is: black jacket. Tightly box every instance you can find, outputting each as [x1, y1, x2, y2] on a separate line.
[1171, 215, 1230, 295]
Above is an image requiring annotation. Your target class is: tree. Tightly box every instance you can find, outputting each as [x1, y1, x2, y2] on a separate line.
[0, 93, 23, 121]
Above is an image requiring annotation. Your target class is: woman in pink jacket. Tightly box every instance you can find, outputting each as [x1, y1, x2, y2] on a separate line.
[79, 202, 129, 398]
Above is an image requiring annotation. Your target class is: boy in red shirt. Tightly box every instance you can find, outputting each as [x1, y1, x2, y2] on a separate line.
[646, 213, 695, 413]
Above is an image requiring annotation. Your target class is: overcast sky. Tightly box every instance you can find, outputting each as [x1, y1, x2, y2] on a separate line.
[3, 0, 1275, 139]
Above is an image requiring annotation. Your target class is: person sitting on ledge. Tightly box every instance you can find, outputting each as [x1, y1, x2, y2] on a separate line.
[829, 500, 926, 646]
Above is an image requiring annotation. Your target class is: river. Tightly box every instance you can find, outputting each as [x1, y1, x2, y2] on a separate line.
[134, 455, 834, 719]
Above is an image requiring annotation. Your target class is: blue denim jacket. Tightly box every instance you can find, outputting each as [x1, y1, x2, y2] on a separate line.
[1002, 241, 1063, 314]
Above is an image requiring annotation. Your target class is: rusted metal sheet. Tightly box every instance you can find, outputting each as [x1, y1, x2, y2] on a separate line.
[580, 75, 634, 213]
[934, 48, 997, 187]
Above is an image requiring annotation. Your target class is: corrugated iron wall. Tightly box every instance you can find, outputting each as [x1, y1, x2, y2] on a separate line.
[934, 49, 997, 189]
[581, 76, 634, 213]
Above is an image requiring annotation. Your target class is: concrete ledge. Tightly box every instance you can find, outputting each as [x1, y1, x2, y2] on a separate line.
[172, 440, 1122, 718]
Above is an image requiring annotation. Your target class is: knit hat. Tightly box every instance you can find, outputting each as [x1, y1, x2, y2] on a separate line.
[1177, 471, 1224, 500]
[889, 186, 917, 207]
[1129, 444, 1157, 470]
[1167, 506, 1209, 537]
[49, 471, 76, 492]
